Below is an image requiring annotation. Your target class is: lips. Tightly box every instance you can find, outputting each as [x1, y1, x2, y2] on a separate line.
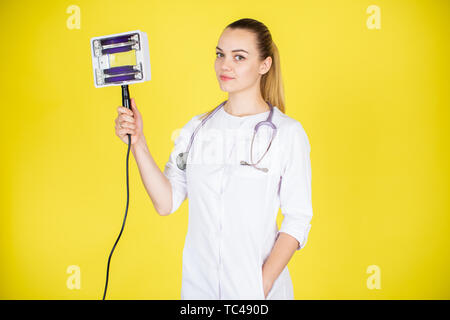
[220, 75, 234, 81]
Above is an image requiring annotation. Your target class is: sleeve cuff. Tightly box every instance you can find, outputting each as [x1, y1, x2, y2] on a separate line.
[276, 224, 311, 251]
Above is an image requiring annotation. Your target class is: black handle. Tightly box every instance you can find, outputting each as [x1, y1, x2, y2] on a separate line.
[121, 84, 131, 139]
[122, 84, 131, 109]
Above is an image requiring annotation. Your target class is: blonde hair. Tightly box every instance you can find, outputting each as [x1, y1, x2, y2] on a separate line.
[200, 18, 285, 121]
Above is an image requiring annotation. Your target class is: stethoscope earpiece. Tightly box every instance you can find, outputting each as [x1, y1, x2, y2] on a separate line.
[240, 160, 269, 173]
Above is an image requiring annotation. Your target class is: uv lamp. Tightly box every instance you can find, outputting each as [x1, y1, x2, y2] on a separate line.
[90, 30, 151, 301]
[90, 30, 151, 87]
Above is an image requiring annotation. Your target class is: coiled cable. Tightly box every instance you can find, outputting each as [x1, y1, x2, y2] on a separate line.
[103, 85, 132, 300]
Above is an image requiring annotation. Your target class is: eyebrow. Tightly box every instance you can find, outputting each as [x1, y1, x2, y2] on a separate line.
[216, 46, 249, 54]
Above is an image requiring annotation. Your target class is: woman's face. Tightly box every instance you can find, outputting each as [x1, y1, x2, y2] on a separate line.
[215, 28, 271, 93]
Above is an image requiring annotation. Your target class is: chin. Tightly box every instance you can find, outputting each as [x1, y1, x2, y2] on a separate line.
[219, 83, 232, 91]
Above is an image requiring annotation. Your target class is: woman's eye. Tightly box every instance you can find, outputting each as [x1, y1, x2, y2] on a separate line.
[215, 52, 245, 61]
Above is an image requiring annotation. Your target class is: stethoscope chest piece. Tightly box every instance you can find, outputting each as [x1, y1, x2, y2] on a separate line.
[177, 152, 188, 170]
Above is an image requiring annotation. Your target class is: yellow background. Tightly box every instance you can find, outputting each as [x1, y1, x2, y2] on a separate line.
[0, 0, 448, 299]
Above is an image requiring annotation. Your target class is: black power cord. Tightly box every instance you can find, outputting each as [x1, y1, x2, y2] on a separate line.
[103, 84, 132, 300]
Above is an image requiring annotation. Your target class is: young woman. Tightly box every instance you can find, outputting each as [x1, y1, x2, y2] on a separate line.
[115, 18, 313, 300]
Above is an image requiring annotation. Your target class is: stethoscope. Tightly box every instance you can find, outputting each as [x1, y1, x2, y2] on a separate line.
[176, 100, 277, 173]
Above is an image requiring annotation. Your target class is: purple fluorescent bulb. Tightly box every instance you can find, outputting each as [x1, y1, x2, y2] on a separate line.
[104, 74, 136, 83]
[102, 45, 132, 55]
[100, 35, 132, 46]
[103, 65, 136, 75]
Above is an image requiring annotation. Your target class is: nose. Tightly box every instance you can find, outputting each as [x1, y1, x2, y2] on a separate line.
[220, 63, 231, 72]
[219, 56, 233, 71]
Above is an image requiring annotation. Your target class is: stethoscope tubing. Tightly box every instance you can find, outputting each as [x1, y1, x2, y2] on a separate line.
[177, 100, 277, 172]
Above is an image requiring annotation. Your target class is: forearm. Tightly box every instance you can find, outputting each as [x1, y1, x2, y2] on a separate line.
[262, 232, 299, 287]
[131, 136, 172, 215]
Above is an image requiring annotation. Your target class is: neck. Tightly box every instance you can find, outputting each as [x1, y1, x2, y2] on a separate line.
[224, 92, 269, 117]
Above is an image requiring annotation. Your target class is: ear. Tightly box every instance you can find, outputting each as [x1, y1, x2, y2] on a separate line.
[259, 56, 272, 75]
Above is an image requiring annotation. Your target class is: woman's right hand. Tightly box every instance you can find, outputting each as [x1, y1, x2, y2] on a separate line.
[115, 98, 144, 145]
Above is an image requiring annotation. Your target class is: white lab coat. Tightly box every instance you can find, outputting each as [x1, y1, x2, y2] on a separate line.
[163, 104, 313, 300]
